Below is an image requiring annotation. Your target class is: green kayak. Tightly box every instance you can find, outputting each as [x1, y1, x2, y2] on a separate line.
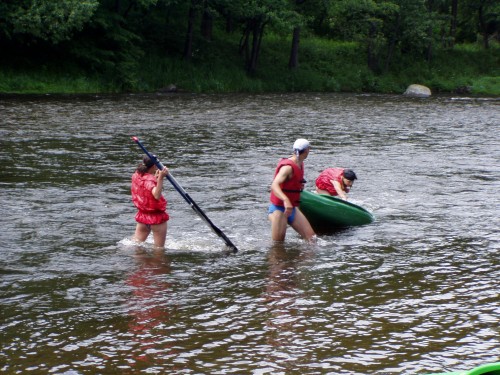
[427, 362, 500, 375]
[299, 191, 374, 231]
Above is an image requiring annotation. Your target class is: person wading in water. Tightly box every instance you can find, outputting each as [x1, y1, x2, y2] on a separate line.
[131, 155, 170, 248]
[268, 139, 316, 242]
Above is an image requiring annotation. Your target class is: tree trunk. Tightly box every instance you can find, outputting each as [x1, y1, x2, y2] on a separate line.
[425, 1, 433, 62]
[239, 23, 251, 64]
[425, 31, 433, 62]
[225, 14, 234, 33]
[256, 21, 266, 68]
[247, 19, 266, 74]
[478, 4, 489, 49]
[288, 26, 300, 69]
[247, 20, 260, 74]
[123, 0, 135, 18]
[183, 2, 197, 60]
[201, 0, 213, 40]
[384, 14, 400, 72]
[449, 0, 458, 47]
[367, 21, 378, 72]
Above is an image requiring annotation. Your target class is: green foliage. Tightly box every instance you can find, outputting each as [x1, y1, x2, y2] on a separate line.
[3, 0, 99, 43]
[68, 2, 148, 91]
[0, 67, 103, 94]
[136, 46, 264, 93]
[1, 35, 498, 95]
[0, 0, 498, 95]
[471, 77, 500, 95]
[328, 0, 378, 40]
[395, 0, 433, 54]
[457, 0, 500, 44]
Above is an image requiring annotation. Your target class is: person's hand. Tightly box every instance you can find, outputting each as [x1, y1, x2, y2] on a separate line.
[156, 166, 169, 178]
[283, 198, 293, 217]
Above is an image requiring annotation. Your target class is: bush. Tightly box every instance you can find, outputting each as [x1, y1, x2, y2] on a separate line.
[0, 33, 498, 95]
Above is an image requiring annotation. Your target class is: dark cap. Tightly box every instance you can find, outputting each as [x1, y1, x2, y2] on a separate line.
[343, 169, 357, 181]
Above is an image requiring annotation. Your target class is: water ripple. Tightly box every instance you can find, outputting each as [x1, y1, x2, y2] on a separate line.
[1, 94, 499, 374]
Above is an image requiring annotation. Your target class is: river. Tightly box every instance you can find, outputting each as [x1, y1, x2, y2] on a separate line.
[0, 93, 498, 374]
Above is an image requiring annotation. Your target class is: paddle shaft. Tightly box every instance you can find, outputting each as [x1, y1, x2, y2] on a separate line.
[132, 137, 238, 253]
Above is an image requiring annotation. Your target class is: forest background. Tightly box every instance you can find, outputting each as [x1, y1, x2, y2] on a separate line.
[0, 0, 499, 95]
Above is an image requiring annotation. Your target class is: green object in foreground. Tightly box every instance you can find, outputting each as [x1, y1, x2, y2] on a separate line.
[299, 191, 374, 231]
[427, 362, 500, 375]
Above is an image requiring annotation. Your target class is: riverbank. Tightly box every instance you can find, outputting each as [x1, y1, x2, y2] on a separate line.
[1, 36, 498, 96]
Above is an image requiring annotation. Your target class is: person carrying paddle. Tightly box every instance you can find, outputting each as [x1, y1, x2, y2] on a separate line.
[315, 168, 357, 200]
[268, 139, 316, 242]
[131, 155, 170, 248]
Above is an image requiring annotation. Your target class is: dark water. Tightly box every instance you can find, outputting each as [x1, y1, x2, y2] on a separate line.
[0, 93, 498, 374]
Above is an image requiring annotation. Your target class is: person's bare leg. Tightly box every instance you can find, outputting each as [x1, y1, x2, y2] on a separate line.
[316, 188, 331, 195]
[291, 209, 316, 242]
[268, 211, 288, 241]
[133, 223, 151, 242]
[151, 222, 167, 248]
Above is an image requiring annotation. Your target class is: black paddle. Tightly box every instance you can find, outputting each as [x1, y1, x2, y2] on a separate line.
[132, 137, 238, 253]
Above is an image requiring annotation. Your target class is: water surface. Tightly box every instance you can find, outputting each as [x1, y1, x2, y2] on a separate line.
[0, 93, 499, 374]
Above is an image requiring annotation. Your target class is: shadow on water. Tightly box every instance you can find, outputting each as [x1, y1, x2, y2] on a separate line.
[312, 225, 369, 236]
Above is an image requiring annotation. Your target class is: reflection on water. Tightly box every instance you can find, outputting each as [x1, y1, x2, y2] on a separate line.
[264, 242, 316, 370]
[126, 248, 174, 369]
[0, 93, 498, 374]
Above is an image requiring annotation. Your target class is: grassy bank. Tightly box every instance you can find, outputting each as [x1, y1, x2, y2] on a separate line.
[1, 34, 498, 96]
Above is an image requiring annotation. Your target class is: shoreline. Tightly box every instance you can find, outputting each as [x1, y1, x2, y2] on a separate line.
[1, 91, 499, 99]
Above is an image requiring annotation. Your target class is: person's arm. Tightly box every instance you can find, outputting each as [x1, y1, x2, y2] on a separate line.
[271, 165, 294, 214]
[332, 179, 348, 200]
[152, 167, 169, 199]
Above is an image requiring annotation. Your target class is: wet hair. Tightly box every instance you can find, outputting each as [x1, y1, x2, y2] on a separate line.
[296, 148, 309, 155]
[343, 169, 357, 181]
[136, 155, 156, 174]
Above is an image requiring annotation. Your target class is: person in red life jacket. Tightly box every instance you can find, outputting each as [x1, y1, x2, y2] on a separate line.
[131, 155, 170, 248]
[315, 168, 357, 200]
[268, 139, 316, 242]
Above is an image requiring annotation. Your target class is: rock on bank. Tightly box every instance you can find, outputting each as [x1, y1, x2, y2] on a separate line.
[404, 84, 432, 97]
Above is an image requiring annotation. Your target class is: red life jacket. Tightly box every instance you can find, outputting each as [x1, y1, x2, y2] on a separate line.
[131, 172, 167, 213]
[315, 168, 349, 195]
[269, 158, 305, 207]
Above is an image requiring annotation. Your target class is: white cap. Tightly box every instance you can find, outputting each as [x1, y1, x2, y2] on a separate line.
[293, 138, 310, 151]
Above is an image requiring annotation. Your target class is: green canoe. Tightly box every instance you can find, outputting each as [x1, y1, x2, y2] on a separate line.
[299, 191, 374, 231]
[427, 362, 500, 375]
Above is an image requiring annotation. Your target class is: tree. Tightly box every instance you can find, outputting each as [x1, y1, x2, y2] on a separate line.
[183, 0, 200, 60]
[234, 0, 273, 74]
[221, 0, 298, 74]
[454, 0, 499, 47]
[327, 0, 398, 72]
[201, 0, 214, 40]
[288, 0, 307, 70]
[0, 0, 99, 44]
[465, 0, 500, 48]
[289, 26, 300, 69]
[449, 0, 458, 47]
[295, 0, 331, 36]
